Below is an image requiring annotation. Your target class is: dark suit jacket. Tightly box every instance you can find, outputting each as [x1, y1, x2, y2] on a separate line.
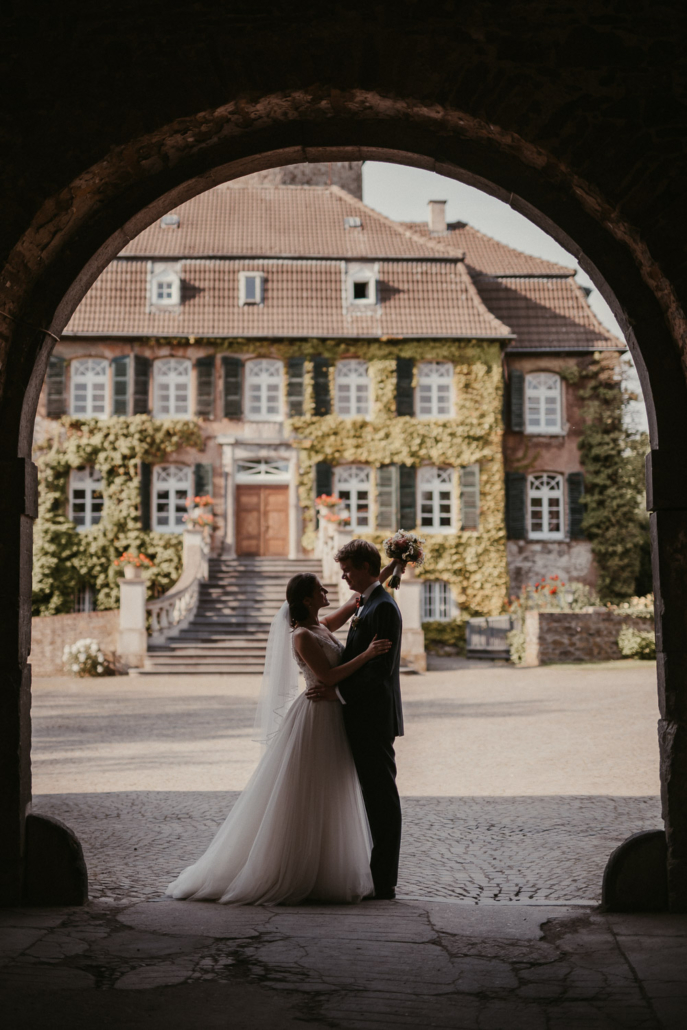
[337, 584, 404, 739]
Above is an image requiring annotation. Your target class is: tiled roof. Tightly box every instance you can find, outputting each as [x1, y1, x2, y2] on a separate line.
[474, 276, 620, 351]
[65, 258, 513, 340]
[402, 221, 575, 276]
[121, 186, 459, 261]
[64, 184, 622, 349]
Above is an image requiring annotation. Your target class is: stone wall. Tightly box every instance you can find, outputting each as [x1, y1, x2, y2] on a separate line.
[523, 610, 652, 666]
[507, 540, 596, 595]
[235, 162, 363, 198]
[31, 611, 119, 677]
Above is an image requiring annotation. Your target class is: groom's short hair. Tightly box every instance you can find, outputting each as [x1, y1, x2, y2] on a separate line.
[334, 539, 381, 576]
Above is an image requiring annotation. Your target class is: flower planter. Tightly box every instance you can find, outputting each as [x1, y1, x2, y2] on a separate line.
[123, 565, 143, 580]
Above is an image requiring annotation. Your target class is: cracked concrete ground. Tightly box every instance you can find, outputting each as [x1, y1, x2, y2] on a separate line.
[1, 899, 686, 1028]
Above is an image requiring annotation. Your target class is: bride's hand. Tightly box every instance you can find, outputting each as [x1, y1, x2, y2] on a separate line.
[364, 634, 392, 660]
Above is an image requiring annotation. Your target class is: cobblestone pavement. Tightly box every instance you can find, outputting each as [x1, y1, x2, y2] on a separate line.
[2, 899, 686, 1028]
[31, 660, 662, 905]
[34, 791, 662, 905]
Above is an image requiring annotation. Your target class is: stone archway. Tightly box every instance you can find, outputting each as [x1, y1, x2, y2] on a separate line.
[2, 15, 687, 910]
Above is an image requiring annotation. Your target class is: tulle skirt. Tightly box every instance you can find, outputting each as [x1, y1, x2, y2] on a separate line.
[166, 692, 373, 905]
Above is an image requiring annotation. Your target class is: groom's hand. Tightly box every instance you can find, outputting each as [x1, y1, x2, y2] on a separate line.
[306, 682, 339, 703]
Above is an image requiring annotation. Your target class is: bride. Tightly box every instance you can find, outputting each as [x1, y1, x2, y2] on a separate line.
[166, 565, 396, 906]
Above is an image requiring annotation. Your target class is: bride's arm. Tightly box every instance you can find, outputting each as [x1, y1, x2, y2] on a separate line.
[320, 594, 359, 633]
[320, 562, 402, 632]
[293, 629, 391, 687]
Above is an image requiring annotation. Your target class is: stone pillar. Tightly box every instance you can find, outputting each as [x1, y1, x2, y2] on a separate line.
[288, 452, 299, 559]
[0, 458, 36, 905]
[394, 568, 427, 673]
[647, 449, 687, 911]
[118, 575, 147, 669]
[219, 439, 236, 556]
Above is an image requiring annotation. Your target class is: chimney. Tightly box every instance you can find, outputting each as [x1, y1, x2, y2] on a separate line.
[428, 200, 447, 234]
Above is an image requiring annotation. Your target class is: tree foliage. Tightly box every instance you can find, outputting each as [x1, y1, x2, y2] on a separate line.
[576, 356, 648, 602]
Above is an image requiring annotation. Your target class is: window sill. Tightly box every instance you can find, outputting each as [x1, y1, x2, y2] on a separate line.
[524, 430, 565, 437]
[528, 534, 566, 542]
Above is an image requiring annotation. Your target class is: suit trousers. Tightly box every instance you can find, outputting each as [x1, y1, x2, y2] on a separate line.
[346, 727, 402, 893]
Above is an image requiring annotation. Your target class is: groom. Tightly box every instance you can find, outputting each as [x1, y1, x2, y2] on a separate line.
[307, 539, 403, 900]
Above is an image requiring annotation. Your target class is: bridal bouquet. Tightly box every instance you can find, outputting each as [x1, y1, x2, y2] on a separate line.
[383, 530, 425, 589]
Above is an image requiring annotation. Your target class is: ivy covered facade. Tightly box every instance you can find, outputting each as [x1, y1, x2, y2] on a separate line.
[34, 174, 632, 617]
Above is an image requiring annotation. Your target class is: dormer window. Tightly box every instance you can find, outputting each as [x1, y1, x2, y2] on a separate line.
[160, 214, 180, 229]
[239, 271, 265, 306]
[344, 216, 362, 229]
[346, 263, 378, 308]
[149, 264, 181, 308]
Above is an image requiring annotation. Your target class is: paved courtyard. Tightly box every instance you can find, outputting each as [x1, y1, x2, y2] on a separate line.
[31, 659, 662, 905]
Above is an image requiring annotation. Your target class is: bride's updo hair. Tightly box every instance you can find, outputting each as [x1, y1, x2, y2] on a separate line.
[286, 573, 319, 628]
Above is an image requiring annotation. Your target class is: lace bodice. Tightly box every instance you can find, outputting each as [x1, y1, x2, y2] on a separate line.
[293, 631, 344, 690]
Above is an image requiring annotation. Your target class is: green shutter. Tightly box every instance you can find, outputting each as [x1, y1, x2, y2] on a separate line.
[510, 369, 524, 431]
[195, 355, 215, 418]
[111, 355, 130, 416]
[396, 358, 414, 416]
[460, 464, 480, 530]
[194, 462, 214, 499]
[222, 356, 243, 418]
[315, 462, 333, 499]
[505, 471, 526, 539]
[140, 462, 151, 530]
[568, 472, 586, 539]
[399, 466, 417, 530]
[46, 355, 67, 417]
[287, 357, 306, 417]
[313, 357, 331, 416]
[133, 356, 150, 415]
[376, 465, 399, 531]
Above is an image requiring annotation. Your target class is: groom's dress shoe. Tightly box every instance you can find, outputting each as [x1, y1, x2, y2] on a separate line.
[363, 889, 396, 901]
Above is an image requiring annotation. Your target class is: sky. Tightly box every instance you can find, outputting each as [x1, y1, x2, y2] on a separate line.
[362, 161, 648, 433]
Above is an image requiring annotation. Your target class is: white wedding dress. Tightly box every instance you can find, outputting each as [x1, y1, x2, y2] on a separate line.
[166, 632, 373, 905]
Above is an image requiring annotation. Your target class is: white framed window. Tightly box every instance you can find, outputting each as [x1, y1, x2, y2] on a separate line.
[154, 358, 191, 417]
[526, 372, 562, 434]
[336, 360, 370, 417]
[235, 459, 290, 483]
[153, 465, 191, 532]
[528, 473, 564, 540]
[239, 271, 265, 306]
[69, 467, 104, 529]
[422, 581, 454, 622]
[417, 362, 453, 418]
[245, 359, 283, 421]
[70, 358, 108, 417]
[150, 268, 181, 307]
[418, 466, 454, 531]
[346, 262, 377, 306]
[334, 465, 371, 529]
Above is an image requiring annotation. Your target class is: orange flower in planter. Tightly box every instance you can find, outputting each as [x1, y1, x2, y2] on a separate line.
[113, 552, 155, 568]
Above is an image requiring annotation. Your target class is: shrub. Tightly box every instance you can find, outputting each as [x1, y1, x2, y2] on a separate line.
[422, 619, 466, 656]
[617, 625, 656, 660]
[63, 638, 111, 677]
[507, 628, 526, 666]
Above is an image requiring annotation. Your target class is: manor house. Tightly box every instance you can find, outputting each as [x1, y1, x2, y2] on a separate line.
[38, 165, 623, 621]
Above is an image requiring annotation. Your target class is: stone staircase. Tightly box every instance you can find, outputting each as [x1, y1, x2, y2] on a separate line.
[143, 556, 342, 675]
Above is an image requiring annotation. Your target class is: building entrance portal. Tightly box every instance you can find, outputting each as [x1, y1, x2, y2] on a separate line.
[236, 485, 289, 556]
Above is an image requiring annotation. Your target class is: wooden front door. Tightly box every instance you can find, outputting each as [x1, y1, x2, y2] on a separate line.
[236, 486, 289, 556]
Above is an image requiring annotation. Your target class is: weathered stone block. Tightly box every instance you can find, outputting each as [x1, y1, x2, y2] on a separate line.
[23, 813, 87, 907]
[602, 830, 668, 912]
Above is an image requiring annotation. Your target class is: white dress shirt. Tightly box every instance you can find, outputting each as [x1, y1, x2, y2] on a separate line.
[336, 581, 382, 704]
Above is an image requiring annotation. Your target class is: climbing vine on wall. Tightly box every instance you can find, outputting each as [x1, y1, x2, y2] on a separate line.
[289, 340, 509, 616]
[32, 415, 203, 615]
[576, 355, 648, 602]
